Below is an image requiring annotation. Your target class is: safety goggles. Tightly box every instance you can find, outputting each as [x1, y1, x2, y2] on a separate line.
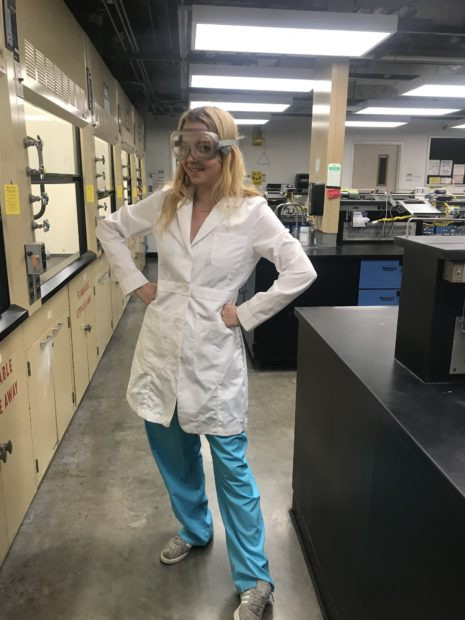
[170, 129, 238, 161]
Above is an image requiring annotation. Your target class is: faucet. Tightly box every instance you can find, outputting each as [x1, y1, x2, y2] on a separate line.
[274, 202, 307, 236]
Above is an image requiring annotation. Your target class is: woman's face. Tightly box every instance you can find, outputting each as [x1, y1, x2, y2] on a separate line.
[180, 121, 223, 191]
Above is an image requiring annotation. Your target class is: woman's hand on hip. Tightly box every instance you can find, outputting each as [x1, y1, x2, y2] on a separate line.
[135, 282, 157, 305]
[221, 303, 240, 328]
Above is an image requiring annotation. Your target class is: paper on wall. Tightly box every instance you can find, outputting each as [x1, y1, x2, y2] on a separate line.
[427, 159, 440, 175]
[439, 160, 453, 176]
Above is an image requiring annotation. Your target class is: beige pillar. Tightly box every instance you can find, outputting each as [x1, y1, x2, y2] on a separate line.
[309, 62, 349, 242]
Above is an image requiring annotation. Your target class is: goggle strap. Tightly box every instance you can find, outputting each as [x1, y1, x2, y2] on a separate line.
[218, 138, 238, 148]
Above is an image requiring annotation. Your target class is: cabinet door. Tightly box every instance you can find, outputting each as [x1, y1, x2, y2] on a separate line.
[111, 275, 125, 327]
[26, 333, 58, 481]
[0, 482, 8, 564]
[69, 273, 92, 404]
[0, 333, 36, 550]
[52, 313, 75, 439]
[95, 268, 113, 358]
[86, 286, 98, 380]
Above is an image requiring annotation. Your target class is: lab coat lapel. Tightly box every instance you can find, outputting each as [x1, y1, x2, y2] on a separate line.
[176, 200, 193, 254]
[191, 199, 227, 247]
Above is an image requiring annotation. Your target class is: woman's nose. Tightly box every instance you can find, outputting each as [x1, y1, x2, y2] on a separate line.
[184, 147, 195, 162]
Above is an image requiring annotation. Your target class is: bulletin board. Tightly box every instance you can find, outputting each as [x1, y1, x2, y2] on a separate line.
[427, 138, 465, 185]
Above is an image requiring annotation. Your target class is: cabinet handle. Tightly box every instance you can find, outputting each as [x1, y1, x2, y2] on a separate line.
[82, 323, 93, 332]
[40, 334, 53, 346]
[380, 296, 395, 301]
[382, 266, 396, 271]
[0, 440, 13, 464]
[52, 322, 64, 334]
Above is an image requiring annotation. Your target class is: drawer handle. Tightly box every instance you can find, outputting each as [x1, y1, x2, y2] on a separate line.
[382, 266, 397, 271]
[380, 296, 395, 301]
[82, 323, 93, 332]
[40, 334, 53, 346]
[0, 440, 13, 463]
[52, 322, 64, 334]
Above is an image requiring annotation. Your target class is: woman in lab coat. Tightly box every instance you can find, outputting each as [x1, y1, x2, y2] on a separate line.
[96, 106, 316, 620]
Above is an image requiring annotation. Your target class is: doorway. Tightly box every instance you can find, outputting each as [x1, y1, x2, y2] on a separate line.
[352, 144, 400, 192]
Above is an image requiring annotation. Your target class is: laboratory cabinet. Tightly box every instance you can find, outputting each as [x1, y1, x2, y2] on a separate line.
[241, 245, 404, 368]
[68, 264, 99, 404]
[22, 287, 75, 482]
[94, 263, 113, 359]
[358, 259, 402, 306]
[293, 307, 465, 620]
[0, 330, 36, 565]
[110, 270, 128, 327]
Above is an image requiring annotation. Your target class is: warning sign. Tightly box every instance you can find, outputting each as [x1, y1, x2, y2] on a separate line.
[0, 357, 19, 415]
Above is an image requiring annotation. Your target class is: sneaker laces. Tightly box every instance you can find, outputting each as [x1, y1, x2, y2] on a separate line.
[240, 587, 268, 616]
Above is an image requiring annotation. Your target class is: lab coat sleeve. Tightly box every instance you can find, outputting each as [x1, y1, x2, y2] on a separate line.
[236, 200, 317, 332]
[96, 190, 165, 296]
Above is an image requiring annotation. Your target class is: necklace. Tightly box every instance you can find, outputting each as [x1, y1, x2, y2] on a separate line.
[193, 201, 212, 213]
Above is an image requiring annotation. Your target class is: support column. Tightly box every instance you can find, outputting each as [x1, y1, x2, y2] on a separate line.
[309, 62, 349, 245]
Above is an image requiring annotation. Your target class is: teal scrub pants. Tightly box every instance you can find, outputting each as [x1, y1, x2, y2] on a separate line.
[144, 412, 274, 593]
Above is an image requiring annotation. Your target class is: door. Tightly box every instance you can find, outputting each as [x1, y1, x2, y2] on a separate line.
[352, 144, 400, 192]
[26, 332, 59, 481]
[52, 311, 75, 439]
[0, 482, 8, 564]
[95, 266, 113, 359]
[68, 268, 97, 403]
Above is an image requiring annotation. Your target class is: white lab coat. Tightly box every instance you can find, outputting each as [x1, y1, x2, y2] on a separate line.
[96, 188, 317, 435]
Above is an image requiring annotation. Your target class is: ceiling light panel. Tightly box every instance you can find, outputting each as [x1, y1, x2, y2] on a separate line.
[402, 85, 465, 98]
[195, 24, 391, 57]
[356, 107, 460, 116]
[191, 75, 314, 93]
[452, 123, 465, 129]
[192, 6, 397, 58]
[345, 121, 408, 127]
[234, 119, 270, 125]
[190, 101, 289, 113]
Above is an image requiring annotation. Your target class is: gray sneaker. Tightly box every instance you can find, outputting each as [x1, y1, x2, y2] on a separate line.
[160, 535, 192, 565]
[233, 580, 273, 620]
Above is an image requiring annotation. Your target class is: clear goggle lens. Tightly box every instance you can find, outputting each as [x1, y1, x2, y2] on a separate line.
[170, 130, 237, 161]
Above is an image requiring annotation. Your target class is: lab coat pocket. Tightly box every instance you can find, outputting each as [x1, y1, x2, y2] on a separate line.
[135, 304, 180, 371]
[210, 232, 248, 270]
[194, 320, 238, 385]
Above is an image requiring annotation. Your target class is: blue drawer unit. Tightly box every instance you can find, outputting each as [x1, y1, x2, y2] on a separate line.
[358, 259, 402, 306]
[359, 260, 402, 289]
[358, 289, 400, 306]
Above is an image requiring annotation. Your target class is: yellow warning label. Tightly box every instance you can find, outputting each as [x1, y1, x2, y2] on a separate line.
[142, 185, 147, 195]
[117, 185, 123, 199]
[85, 184, 95, 203]
[4, 184, 20, 215]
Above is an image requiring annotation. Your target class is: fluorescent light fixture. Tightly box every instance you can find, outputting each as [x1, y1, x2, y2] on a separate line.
[190, 100, 289, 113]
[191, 75, 314, 93]
[194, 24, 392, 57]
[192, 6, 397, 58]
[189, 64, 315, 93]
[356, 106, 460, 116]
[451, 122, 465, 129]
[234, 118, 270, 125]
[402, 84, 465, 98]
[345, 120, 407, 127]
[313, 104, 331, 115]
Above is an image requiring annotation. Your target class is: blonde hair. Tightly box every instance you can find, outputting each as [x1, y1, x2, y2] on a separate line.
[157, 106, 260, 232]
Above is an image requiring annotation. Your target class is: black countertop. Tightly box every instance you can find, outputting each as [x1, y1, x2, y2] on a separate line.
[305, 243, 403, 258]
[295, 306, 465, 496]
[395, 235, 465, 259]
[0, 305, 28, 343]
